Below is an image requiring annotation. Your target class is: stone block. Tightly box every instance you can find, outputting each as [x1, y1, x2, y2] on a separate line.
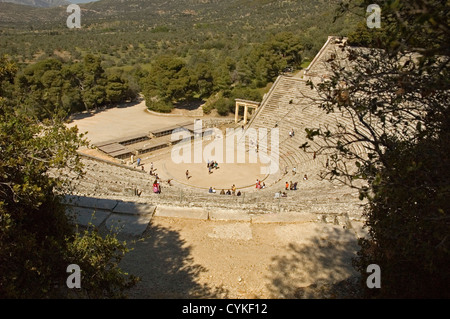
[66, 206, 111, 227]
[124, 187, 135, 196]
[74, 196, 98, 208]
[95, 198, 120, 211]
[62, 195, 119, 211]
[104, 213, 153, 237]
[62, 195, 81, 206]
[112, 201, 156, 216]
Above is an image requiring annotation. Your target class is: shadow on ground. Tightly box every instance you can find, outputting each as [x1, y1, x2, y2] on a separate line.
[120, 222, 229, 299]
[266, 225, 362, 298]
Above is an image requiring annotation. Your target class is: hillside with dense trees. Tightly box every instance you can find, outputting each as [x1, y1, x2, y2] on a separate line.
[14, 54, 136, 119]
[0, 0, 358, 116]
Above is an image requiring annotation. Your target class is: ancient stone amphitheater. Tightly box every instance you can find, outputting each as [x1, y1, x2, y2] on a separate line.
[64, 36, 367, 240]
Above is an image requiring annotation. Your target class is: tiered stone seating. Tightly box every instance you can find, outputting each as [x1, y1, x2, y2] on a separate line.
[64, 150, 364, 230]
[237, 39, 369, 217]
[66, 36, 366, 227]
[68, 156, 154, 197]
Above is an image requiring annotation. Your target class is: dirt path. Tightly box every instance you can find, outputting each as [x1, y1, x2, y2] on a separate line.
[120, 216, 362, 299]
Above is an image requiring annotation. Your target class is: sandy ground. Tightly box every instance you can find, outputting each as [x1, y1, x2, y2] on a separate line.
[66, 100, 197, 145]
[120, 217, 361, 299]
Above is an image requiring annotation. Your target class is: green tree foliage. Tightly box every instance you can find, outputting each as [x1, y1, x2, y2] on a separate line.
[212, 57, 234, 93]
[105, 73, 132, 104]
[213, 96, 231, 116]
[71, 54, 136, 111]
[140, 31, 299, 115]
[76, 54, 107, 110]
[142, 55, 192, 101]
[347, 21, 390, 48]
[0, 59, 138, 298]
[264, 32, 304, 70]
[14, 54, 136, 120]
[0, 55, 17, 106]
[191, 62, 215, 99]
[15, 59, 77, 119]
[230, 87, 263, 102]
[145, 98, 174, 113]
[66, 227, 138, 298]
[236, 32, 304, 87]
[304, 0, 450, 298]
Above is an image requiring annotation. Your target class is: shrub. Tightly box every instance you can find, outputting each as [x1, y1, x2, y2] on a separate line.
[146, 99, 173, 113]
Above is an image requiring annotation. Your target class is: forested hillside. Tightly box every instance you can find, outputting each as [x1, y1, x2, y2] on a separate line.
[0, 0, 360, 116]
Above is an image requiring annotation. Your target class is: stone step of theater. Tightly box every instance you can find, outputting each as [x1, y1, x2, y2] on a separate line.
[66, 190, 363, 228]
[239, 77, 323, 187]
[240, 74, 368, 193]
[64, 193, 361, 240]
[66, 155, 363, 222]
[62, 151, 363, 239]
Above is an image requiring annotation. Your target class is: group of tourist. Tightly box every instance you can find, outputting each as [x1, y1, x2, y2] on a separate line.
[249, 139, 259, 153]
[284, 174, 308, 190]
[276, 173, 309, 198]
[209, 184, 242, 196]
[130, 158, 159, 195]
[133, 156, 310, 198]
[285, 166, 297, 175]
[207, 160, 219, 174]
[255, 179, 266, 189]
[285, 181, 298, 190]
[146, 162, 173, 194]
[221, 188, 242, 196]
